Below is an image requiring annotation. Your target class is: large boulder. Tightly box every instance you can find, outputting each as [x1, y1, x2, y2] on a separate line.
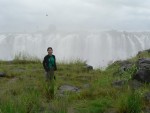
[0, 72, 6, 77]
[132, 58, 150, 83]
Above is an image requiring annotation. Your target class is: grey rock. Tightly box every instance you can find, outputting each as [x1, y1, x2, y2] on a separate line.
[132, 58, 150, 83]
[0, 72, 6, 77]
[113, 60, 133, 77]
[87, 65, 93, 70]
[138, 58, 150, 64]
[132, 69, 150, 83]
[111, 80, 126, 88]
[84, 64, 93, 71]
[118, 60, 133, 73]
[138, 58, 150, 70]
[138, 63, 150, 70]
[144, 92, 150, 103]
[120, 64, 132, 72]
[58, 85, 80, 94]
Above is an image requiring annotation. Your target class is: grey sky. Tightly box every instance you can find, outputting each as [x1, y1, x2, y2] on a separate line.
[0, 0, 150, 32]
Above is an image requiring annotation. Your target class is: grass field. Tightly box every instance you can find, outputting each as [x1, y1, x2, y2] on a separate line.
[0, 51, 150, 113]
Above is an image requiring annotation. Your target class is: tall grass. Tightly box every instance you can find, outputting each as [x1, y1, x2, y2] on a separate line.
[13, 52, 41, 64]
[118, 91, 142, 113]
[0, 50, 150, 113]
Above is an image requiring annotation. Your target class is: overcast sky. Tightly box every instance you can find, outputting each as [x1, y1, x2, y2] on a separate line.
[0, 0, 150, 32]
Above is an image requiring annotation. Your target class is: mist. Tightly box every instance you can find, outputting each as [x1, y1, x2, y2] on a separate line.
[1, 0, 150, 32]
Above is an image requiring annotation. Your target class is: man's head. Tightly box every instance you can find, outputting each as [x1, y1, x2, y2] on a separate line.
[47, 47, 53, 55]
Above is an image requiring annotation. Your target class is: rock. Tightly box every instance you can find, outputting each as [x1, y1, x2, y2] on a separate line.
[120, 64, 132, 72]
[138, 58, 150, 70]
[144, 92, 150, 103]
[113, 61, 133, 77]
[58, 85, 80, 94]
[87, 65, 93, 70]
[129, 80, 143, 90]
[119, 61, 133, 72]
[0, 72, 6, 77]
[142, 107, 150, 113]
[132, 69, 150, 83]
[132, 58, 150, 83]
[111, 80, 126, 88]
[84, 64, 93, 71]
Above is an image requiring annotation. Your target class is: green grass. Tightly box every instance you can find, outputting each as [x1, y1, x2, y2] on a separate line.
[117, 91, 142, 113]
[0, 50, 150, 113]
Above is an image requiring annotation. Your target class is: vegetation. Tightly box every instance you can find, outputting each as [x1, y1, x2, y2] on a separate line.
[0, 51, 150, 113]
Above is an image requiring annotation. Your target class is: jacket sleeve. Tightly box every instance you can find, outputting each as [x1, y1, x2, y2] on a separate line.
[54, 55, 57, 71]
[43, 56, 48, 71]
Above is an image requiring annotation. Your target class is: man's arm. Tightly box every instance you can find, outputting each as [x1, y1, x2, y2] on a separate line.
[43, 56, 48, 71]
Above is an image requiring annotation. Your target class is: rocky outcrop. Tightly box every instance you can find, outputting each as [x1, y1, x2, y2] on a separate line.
[132, 58, 150, 83]
[119, 61, 133, 72]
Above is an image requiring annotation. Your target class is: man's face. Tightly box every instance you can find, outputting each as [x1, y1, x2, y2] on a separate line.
[47, 49, 53, 55]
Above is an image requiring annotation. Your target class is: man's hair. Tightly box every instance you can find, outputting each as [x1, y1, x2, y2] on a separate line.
[47, 47, 53, 51]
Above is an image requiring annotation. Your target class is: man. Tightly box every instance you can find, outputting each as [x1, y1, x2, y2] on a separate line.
[43, 47, 57, 98]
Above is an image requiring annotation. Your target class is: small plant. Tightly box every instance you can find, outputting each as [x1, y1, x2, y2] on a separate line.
[118, 92, 142, 113]
[76, 97, 112, 113]
[44, 80, 55, 101]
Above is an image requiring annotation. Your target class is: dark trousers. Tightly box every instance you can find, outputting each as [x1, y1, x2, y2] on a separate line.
[45, 68, 55, 99]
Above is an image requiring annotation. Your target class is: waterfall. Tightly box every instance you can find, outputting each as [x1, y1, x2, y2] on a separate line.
[0, 31, 150, 68]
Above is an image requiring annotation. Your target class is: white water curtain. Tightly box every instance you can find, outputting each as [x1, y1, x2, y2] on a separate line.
[0, 31, 150, 68]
